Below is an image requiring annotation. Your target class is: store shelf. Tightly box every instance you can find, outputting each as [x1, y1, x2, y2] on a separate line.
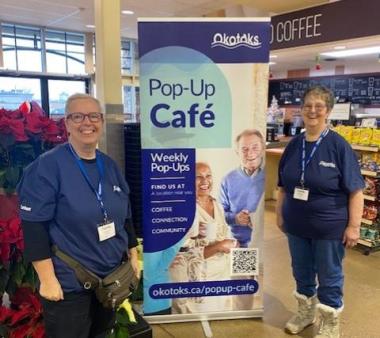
[361, 218, 374, 225]
[357, 238, 380, 255]
[363, 194, 377, 201]
[351, 145, 379, 152]
[360, 170, 379, 177]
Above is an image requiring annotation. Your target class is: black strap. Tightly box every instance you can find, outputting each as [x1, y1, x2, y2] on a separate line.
[52, 245, 101, 290]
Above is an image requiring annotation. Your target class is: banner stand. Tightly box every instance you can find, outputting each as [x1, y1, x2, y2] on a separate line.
[139, 18, 270, 324]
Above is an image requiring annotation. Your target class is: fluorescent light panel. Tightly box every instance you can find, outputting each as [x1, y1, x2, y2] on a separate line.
[122, 10, 134, 15]
[321, 46, 380, 58]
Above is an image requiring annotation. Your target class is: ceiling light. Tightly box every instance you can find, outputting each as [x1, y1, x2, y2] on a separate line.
[122, 10, 134, 15]
[269, 61, 276, 65]
[321, 46, 380, 58]
[270, 54, 278, 59]
[333, 46, 346, 50]
[86, 24, 95, 28]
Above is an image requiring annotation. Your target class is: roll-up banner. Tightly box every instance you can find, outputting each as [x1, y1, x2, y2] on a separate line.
[138, 18, 270, 323]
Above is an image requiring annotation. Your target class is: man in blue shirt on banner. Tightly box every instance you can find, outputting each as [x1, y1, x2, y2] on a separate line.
[220, 129, 265, 248]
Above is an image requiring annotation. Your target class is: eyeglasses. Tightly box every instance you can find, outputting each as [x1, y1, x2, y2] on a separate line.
[67, 112, 103, 123]
[302, 104, 327, 112]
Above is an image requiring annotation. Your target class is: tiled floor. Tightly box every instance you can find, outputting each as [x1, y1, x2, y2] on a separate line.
[149, 201, 380, 338]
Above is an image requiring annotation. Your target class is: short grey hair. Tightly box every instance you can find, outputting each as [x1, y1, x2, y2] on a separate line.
[302, 85, 335, 110]
[65, 93, 102, 115]
[235, 129, 264, 147]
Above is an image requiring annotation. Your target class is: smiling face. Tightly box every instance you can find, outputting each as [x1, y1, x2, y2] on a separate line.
[302, 94, 331, 131]
[236, 134, 264, 174]
[65, 98, 104, 152]
[195, 163, 213, 198]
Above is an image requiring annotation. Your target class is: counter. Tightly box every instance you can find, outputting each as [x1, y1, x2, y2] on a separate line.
[265, 137, 290, 200]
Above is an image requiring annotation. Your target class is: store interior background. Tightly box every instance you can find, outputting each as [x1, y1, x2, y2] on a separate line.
[1, 0, 379, 337]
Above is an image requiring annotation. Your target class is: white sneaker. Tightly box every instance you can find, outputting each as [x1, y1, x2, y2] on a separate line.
[285, 291, 317, 334]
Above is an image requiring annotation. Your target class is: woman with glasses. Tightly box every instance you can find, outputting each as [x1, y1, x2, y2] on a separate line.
[276, 86, 364, 338]
[17, 93, 140, 338]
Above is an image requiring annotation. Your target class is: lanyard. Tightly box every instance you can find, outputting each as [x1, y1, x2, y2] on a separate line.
[68, 143, 108, 221]
[300, 128, 329, 187]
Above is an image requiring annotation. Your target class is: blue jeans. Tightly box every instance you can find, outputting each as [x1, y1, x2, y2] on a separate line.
[287, 233, 345, 308]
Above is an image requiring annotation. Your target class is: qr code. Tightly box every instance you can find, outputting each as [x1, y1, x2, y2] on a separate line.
[230, 248, 259, 276]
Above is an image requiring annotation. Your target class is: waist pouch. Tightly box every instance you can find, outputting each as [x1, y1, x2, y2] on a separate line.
[52, 245, 139, 309]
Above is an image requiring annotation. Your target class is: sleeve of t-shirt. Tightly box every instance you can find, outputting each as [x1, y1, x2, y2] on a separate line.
[338, 139, 365, 193]
[16, 155, 58, 222]
[21, 220, 51, 262]
[125, 218, 138, 249]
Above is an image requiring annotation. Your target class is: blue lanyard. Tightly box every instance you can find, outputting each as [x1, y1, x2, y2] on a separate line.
[300, 128, 329, 187]
[68, 143, 108, 221]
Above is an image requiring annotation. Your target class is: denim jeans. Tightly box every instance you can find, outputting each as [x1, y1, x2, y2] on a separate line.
[40, 291, 115, 338]
[287, 233, 345, 308]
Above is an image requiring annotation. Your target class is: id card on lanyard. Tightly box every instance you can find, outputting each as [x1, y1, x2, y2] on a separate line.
[68, 144, 116, 241]
[293, 128, 329, 201]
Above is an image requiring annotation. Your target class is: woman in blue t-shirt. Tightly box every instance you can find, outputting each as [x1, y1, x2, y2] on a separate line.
[17, 94, 140, 338]
[276, 86, 364, 338]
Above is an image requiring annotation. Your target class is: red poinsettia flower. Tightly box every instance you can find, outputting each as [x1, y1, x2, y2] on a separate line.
[0, 216, 24, 264]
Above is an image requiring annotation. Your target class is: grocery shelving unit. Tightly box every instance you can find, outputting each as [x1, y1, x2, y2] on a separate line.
[354, 143, 380, 255]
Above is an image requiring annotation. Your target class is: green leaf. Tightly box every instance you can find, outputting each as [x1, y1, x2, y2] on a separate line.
[115, 326, 129, 338]
[116, 309, 130, 326]
[22, 263, 38, 291]
[10, 259, 27, 286]
[0, 268, 10, 294]
[4, 166, 22, 191]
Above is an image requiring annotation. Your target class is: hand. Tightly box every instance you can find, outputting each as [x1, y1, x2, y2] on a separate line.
[39, 277, 64, 301]
[217, 239, 237, 253]
[235, 210, 250, 225]
[343, 225, 360, 248]
[170, 254, 186, 268]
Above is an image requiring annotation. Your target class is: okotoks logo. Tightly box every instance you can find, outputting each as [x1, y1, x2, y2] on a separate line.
[211, 33, 262, 49]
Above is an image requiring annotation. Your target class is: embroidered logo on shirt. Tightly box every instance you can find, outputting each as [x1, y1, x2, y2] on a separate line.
[113, 185, 122, 192]
[20, 204, 32, 211]
[319, 161, 336, 168]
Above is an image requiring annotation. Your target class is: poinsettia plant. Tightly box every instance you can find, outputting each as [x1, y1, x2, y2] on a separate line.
[0, 102, 67, 337]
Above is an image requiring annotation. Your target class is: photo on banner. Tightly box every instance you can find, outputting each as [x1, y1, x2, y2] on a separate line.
[138, 18, 270, 322]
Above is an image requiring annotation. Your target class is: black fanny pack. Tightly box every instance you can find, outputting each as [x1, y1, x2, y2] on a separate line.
[52, 245, 139, 309]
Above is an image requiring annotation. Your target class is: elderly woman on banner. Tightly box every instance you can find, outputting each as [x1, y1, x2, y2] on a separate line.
[170, 162, 236, 314]
[276, 85, 364, 338]
[17, 93, 140, 338]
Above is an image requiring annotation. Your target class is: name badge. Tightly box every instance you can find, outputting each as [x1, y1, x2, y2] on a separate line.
[98, 221, 116, 241]
[293, 187, 309, 201]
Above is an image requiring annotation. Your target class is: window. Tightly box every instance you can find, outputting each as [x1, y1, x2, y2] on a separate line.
[48, 79, 86, 117]
[2, 24, 42, 72]
[0, 77, 41, 110]
[46, 30, 85, 74]
[121, 39, 138, 75]
[123, 85, 140, 122]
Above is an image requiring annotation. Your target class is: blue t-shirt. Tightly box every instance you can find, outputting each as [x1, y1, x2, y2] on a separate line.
[278, 130, 364, 240]
[17, 143, 131, 292]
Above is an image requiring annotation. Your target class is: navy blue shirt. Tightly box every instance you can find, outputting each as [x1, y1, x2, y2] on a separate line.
[278, 130, 364, 240]
[17, 143, 131, 292]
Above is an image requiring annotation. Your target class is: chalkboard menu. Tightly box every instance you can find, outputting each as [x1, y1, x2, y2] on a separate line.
[269, 73, 380, 106]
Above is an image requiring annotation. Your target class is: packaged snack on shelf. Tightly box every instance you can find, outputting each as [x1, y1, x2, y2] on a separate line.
[362, 202, 378, 221]
[351, 128, 361, 144]
[371, 128, 380, 147]
[360, 152, 379, 171]
[363, 177, 380, 197]
[340, 126, 353, 143]
[359, 128, 373, 146]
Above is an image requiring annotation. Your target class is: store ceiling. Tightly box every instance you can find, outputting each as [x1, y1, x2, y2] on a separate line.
[0, 0, 379, 75]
